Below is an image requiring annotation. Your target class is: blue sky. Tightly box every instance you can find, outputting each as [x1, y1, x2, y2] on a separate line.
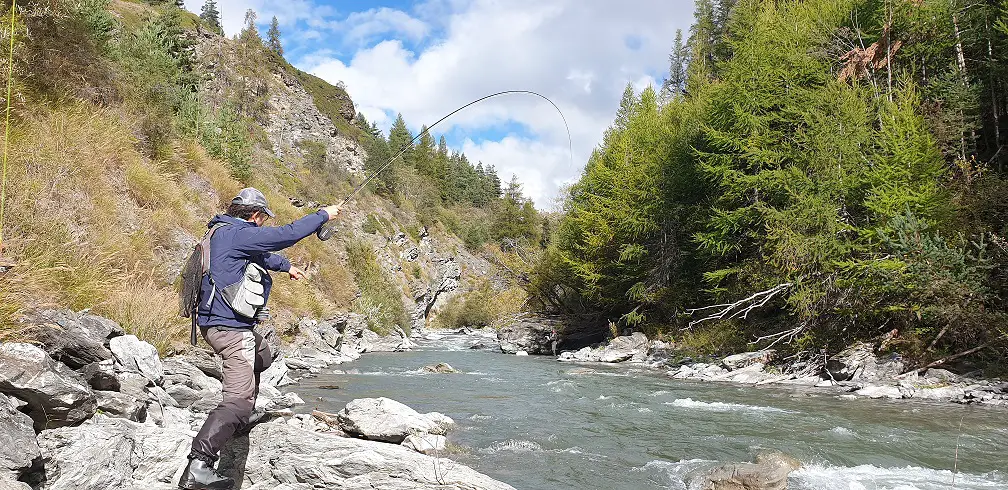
[182, 0, 696, 208]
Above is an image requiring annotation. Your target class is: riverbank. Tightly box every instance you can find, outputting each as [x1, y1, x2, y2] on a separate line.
[493, 318, 1008, 408]
[0, 309, 513, 489]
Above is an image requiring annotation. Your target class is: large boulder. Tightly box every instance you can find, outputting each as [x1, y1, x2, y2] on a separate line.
[498, 317, 561, 355]
[825, 342, 903, 382]
[702, 450, 800, 490]
[0, 393, 40, 474]
[337, 397, 454, 443]
[32, 413, 512, 490]
[597, 332, 650, 363]
[0, 343, 97, 431]
[19, 309, 119, 370]
[109, 335, 164, 385]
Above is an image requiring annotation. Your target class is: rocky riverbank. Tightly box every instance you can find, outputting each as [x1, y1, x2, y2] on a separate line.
[497, 319, 1008, 408]
[0, 309, 512, 490]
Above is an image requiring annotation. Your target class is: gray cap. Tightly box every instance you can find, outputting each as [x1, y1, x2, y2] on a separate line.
[231, 187, 275, 217]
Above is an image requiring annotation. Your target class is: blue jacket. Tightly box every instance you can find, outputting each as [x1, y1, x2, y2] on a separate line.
[196, 210, 329, 329]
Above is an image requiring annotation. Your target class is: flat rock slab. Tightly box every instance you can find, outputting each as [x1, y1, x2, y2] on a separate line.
[337, 397, 454, 443]
[0, 343, 96, 431]
[32, 413, 512, 490]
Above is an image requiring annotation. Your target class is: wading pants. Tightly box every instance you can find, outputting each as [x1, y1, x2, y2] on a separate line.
[190, 327, 273, 462]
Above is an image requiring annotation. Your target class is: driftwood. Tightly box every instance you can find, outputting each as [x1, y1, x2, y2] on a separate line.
[685, 283, 792, 328]
[311, 409, 341, 428]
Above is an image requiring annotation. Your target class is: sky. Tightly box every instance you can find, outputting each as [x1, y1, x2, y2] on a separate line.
[181, 0, 696, 209]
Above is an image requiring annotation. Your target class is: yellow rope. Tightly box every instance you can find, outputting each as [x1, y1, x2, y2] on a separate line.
[0, 0, 15, 251]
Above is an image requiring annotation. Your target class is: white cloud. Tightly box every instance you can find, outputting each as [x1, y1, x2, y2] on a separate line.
[343, 8, 430, 44]
[305, 0, 694, 208]
[188, 0, 695, 208]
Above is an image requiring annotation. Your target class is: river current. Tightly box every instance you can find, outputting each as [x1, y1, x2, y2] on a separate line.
[293, 332, 1008, 490]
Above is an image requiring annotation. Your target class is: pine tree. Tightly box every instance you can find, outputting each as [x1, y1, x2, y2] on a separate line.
[200, 0, 223, 35]
[240, 9, 262, 46]
[660, 30, 689, 102]
[267, 16, 283, 56]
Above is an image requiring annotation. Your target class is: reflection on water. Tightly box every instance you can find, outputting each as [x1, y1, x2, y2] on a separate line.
[294, 334, 1008, 490]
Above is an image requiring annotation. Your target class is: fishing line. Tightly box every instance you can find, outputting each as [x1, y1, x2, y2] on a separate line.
[317, 89, 574, 241]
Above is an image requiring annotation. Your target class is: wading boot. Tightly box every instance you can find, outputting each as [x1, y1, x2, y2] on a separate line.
[178, 458, 234, 490]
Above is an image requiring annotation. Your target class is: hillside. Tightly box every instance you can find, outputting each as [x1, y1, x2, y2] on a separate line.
[0, 0, 531, 351]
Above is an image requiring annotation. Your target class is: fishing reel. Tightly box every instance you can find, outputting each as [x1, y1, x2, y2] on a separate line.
[317, 221, 337, 241]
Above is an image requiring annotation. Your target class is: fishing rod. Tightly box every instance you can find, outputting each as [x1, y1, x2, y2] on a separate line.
[316, 89, 574, 241]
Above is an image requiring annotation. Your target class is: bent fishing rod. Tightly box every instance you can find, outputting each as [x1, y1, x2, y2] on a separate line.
[316, 90, 574, 241]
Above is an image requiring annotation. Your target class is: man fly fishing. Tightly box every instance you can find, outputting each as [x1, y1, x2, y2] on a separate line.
[175, 89, 570, 490]
[177, 188, 341, 490]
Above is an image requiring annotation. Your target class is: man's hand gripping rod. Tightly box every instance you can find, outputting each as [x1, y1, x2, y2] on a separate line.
[316, 90, 572, 241]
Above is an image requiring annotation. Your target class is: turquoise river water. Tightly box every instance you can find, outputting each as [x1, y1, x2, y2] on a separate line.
[293, 333, 1008, 490]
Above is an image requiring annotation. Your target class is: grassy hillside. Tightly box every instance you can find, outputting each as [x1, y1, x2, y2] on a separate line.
[0, 0, 526, 351]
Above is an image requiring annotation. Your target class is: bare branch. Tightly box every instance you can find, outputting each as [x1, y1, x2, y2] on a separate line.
[685, 283, 792, 328]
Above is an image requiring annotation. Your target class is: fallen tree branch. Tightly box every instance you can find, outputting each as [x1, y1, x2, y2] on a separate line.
[685, 283, 793, 328]
[902, 342, 991, 375]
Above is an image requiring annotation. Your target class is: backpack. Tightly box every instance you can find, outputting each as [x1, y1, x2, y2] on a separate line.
[179, 223, 229, 345]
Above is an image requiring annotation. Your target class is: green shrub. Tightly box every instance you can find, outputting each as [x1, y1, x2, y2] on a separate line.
[345, 239, 408, 334]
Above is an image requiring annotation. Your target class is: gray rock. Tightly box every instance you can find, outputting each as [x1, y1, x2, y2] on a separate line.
[116, 372, 149, 399]
[173, 349, 222, 381]
[723, 350, 776, 371]
[0, 474, 31, 490]
[337, 397, 454, 443]
[423, 362, 459, 374]
[95, 391, 146, 422]
[913, 386, 966, 401]
[162, 357, 222, 393]
[702, 450, 800, 490]
[164, 384, 200, 408]
[0, 343, 96, 431]
[855, 385, 904, 399]
[109, 335, 164, 385]
[0, 393, 39, 473]
[78, 313, 125, 340]
[259, 357, 294, 388]
[558, 333, 650, 363]
[78, 360, 119, 391]
[498, 318, 560, 355]
[597, 333, 650, 363]
[825, 343, 904, 383]
[402, 434, 447, 455]
[923, 368, 961, 384]
[20, 309, 114, 370]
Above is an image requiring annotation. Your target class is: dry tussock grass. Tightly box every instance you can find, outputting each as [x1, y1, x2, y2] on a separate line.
[0, 102, 363, 347]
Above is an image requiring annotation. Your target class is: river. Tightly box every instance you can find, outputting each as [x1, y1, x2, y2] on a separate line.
[293, 333, 1008, 490]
